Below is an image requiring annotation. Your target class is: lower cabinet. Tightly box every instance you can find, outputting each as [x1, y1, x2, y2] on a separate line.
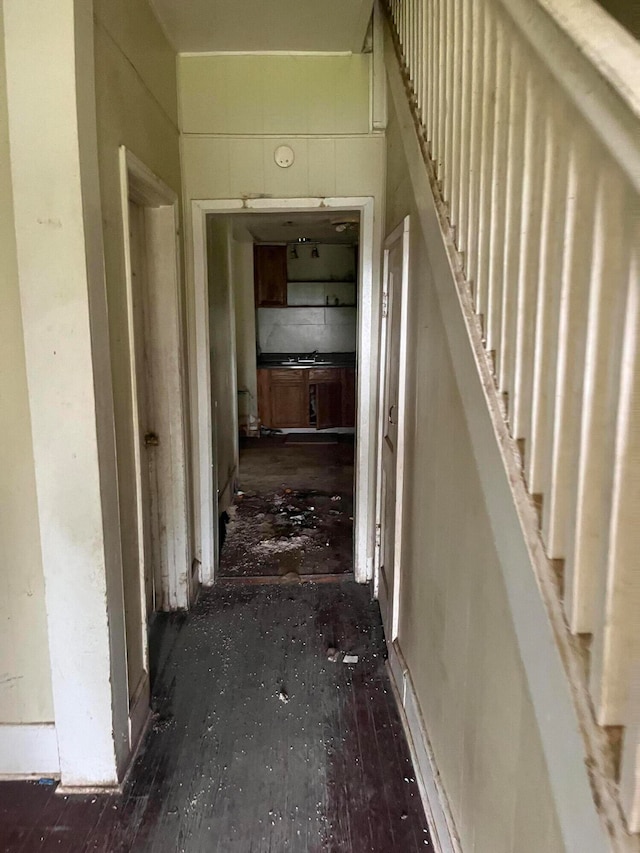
[257, 367, 355, 430]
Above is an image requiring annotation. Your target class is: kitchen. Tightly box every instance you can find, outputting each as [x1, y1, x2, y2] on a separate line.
[254, 235, 358, 433]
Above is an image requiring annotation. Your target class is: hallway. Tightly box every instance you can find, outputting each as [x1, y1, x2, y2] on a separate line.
[0, 582, 429, 852]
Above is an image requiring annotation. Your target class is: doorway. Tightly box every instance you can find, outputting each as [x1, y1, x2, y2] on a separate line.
[191, 198, 377, 586]
[119, 148, 191, 748]
[204, 210, 360, 582]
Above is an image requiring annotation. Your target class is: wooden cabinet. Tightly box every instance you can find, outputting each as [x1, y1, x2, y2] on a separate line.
[257, 366, 356, 430]
[254, 245, 288, 307]
[342, 368, 356, 427]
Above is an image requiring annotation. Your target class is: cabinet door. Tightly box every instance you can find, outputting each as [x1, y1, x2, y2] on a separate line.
[342, 368, 356, 427]
[257, 369, 271, 427]
[254, 245, 288, 307]
[271, 383, 309, 428]
[316, 382, 343, 430]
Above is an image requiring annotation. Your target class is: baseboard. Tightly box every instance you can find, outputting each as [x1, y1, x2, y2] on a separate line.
[128, 672, 150, 754]
[387, 641, 462, 853]
[0, 723, 60, 779]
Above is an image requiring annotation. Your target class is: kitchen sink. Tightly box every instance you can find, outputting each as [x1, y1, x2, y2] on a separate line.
[279, 357, 333, 367]
[277, 361, 333, 368]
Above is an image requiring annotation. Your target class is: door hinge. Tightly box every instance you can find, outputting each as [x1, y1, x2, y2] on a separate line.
[375, 522, 381, 548]
[382, 291, 389, 318]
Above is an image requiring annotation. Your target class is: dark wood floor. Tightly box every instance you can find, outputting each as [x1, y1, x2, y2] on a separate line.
[237, 435, 355, 495]
[0, 583, 430, 852]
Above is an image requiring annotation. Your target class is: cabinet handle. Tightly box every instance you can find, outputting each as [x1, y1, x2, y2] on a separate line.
[388, 404, 396, 425]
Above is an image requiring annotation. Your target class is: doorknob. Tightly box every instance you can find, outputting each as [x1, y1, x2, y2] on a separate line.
[144, 431, 159, 447]
[388, 404, 396, 425]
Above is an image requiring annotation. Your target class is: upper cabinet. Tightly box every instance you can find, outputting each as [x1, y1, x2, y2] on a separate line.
[254, 243, 358, 308]
[254, 245, 288, 307]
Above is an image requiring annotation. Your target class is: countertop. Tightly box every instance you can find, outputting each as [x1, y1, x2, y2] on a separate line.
[257, 352, 356, 369]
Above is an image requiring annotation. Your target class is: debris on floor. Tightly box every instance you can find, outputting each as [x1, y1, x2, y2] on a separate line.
[326, 647, 340, 662]
[281, 570, 301, 583]
[343, 654, 359, 664]
[219, 486, 354, 578]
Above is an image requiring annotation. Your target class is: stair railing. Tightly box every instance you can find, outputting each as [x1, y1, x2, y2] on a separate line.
[384, 0, 640, 838]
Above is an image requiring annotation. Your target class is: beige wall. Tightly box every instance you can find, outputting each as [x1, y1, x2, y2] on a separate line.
[93, 0, 183, 693]
[179, 54, 371, 136]
[0, 5, 54, 725]
[385, 95, 565, 852]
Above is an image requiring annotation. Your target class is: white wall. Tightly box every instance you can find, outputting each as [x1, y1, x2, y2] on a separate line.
[287, 243, 356, 283]
[257, 307, 357, 353]
[232, 240, 259, 430]
[0, 3, 54, 727]
[4, 0, 132, 784]
[207, 217, 239, 512]
[179, 54, 371, 136]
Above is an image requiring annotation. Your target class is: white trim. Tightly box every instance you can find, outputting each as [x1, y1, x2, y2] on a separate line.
[179, 50, 354, 58]
[190, 197, 377, 585]
[387, 642, 462, 853]
[182, 133, 384, 140]
[392, 217, 410, 639]
[372, 0, 388, 131]
[0, 724, 60, 779]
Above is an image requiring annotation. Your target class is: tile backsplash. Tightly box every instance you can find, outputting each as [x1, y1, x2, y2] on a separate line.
[257, 307, 357, 353]
[286, 281, 356, 307]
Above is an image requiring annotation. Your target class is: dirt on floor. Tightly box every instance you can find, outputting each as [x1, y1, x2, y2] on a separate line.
[219, 436, 356, 580]
[219, 487, 354, 578]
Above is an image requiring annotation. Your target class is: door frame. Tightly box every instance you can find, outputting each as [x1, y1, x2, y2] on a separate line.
[118, 147, 191, 741]
[374, 216, 410, 640]
[191, 197, 376, 585]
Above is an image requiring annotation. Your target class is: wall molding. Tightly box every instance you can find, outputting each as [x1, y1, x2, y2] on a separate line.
[0, 724, 60, 779]
[387, 641, 461, 853]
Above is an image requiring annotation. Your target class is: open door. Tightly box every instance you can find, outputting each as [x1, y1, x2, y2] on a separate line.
[375, 217, 410, 642]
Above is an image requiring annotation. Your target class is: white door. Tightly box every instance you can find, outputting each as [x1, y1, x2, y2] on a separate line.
[129, 200, 159, 623]
[375, 217, 410, 642]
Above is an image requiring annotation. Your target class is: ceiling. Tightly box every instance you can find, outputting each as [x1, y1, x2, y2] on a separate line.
[149, 0, 374, 54]
[230, 211, 361, 245]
